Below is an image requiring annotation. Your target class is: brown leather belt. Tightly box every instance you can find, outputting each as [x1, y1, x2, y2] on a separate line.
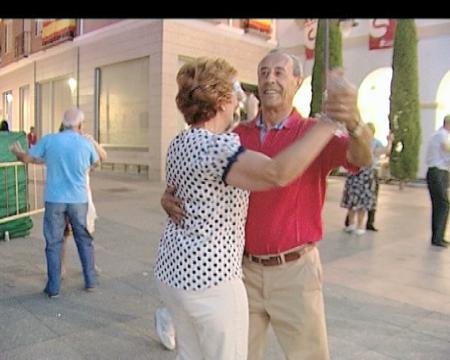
[244, 243, 315, 266]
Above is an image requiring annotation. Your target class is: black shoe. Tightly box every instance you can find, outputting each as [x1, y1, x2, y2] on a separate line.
[431, 240, 449, 248]
[366, 225, 378, 232]
[43, 289, 59, 299]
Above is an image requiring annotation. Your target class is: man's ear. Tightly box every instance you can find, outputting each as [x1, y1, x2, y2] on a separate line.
[296, 77, 304, 92]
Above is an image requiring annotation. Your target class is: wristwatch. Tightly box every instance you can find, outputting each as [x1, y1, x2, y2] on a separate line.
[348, 121, 364, 139]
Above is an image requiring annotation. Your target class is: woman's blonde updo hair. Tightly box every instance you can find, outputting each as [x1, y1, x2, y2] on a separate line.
[176, 57, 237, 126]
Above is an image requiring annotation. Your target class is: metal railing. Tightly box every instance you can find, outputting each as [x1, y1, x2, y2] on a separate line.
[0, 162, 44, 224]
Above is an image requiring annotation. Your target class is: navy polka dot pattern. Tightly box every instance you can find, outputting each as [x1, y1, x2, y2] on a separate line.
[155, 128, 249, 291]
[340, 167, 377, 211]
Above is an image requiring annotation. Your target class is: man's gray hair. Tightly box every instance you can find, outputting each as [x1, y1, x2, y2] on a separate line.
[266, 49, 304, 78]
[63, 107, 85, 128]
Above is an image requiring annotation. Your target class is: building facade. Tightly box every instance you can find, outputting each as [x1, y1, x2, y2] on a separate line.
[0, 19, 275, 179]
[1, 19, 449, 179]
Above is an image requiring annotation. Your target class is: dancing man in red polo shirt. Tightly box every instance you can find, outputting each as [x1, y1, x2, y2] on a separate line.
[162, 50, 372, 360]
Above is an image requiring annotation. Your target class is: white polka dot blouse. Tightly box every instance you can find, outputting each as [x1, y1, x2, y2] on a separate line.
[154, 128, 249, 291]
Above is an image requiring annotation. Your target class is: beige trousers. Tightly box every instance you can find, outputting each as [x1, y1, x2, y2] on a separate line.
[156, 277, 249, 360]
[243, 247, 329, 360]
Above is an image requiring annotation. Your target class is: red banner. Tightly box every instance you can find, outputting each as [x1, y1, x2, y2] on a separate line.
[304, 19, 318, 60]
[369, 19, 396, 50]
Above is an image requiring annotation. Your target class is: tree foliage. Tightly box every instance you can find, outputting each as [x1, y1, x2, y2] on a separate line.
[310, 19, 343, 116]
[389, 19, 421, 181]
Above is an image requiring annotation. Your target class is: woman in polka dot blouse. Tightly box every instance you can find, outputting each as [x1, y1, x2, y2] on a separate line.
[154, 57, 338, 360]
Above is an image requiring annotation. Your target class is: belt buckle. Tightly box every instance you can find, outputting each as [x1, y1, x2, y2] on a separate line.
[262, 255, 283, 266]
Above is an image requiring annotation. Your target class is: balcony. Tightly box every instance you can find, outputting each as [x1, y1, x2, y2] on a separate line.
[15, 31, 31, 58]
[42, 19, 76, 47]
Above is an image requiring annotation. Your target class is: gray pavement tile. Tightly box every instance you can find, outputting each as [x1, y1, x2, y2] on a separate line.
[319, 234, 379, 264]
[354, 350, 400, 360]
[16, 293, 137, 337]
[2, 176, 450, 360]
[328, 336, 398, 360]
[412, 311, 450, 341]
[1, 338, 86, 360]
[373, 328, 450, 360]
[64, 322, 173, 360]
[325, 283, 432, 329]
[60, 275, 155, 316]
[326, 314, 404, 350]
[0, 303, 58, 352]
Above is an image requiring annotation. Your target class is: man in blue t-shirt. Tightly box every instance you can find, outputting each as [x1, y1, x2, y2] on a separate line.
[10, 107, 99, 298]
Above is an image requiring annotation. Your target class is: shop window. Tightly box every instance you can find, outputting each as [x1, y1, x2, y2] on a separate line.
[96, 56, 149, 150]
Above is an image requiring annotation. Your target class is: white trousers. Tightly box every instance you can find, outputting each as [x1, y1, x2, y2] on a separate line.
[156, 278, 249, 360]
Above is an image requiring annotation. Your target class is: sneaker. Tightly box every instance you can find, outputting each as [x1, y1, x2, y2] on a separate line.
[85, 287, 96, 293]
[355, 228, 366, 236]
[344, 224, 356, 233]
[155, 306, 176, 350]
[43, 289, 59, 299]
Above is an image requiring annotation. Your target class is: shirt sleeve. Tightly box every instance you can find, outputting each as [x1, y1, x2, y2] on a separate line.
[439, 131, 450, 152]
[89, 141, 100, 166]
[373, 139, 384, 150]
[199, 132, 245, 183]
[29, 134, 48, 160]
[320, 131, 359, 174]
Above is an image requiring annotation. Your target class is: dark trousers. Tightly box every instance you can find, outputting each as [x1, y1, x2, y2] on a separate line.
[426, 167, 449, 243]
[367, 170, 379, 228]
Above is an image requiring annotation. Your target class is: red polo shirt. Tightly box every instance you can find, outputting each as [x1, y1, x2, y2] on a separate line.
[234, 109, 355, 255]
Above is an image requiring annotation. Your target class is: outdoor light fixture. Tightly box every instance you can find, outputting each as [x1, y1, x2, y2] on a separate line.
[6, 93, 13, 103]
[68, 78, 77, 93]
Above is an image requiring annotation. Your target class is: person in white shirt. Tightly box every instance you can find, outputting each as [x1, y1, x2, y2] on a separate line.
[425, 114, 450, 248]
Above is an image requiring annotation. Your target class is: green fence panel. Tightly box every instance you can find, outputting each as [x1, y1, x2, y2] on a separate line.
[0, 131, 34, 240]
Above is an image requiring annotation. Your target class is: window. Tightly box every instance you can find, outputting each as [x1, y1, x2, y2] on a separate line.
[3, 90, 13, 129]
[37, 77, 75, 136]
[96, 57, 149, 149]
[5, 21, 13, 53]
[19, 85, 30, 131]
[35, 19, 44, 37]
